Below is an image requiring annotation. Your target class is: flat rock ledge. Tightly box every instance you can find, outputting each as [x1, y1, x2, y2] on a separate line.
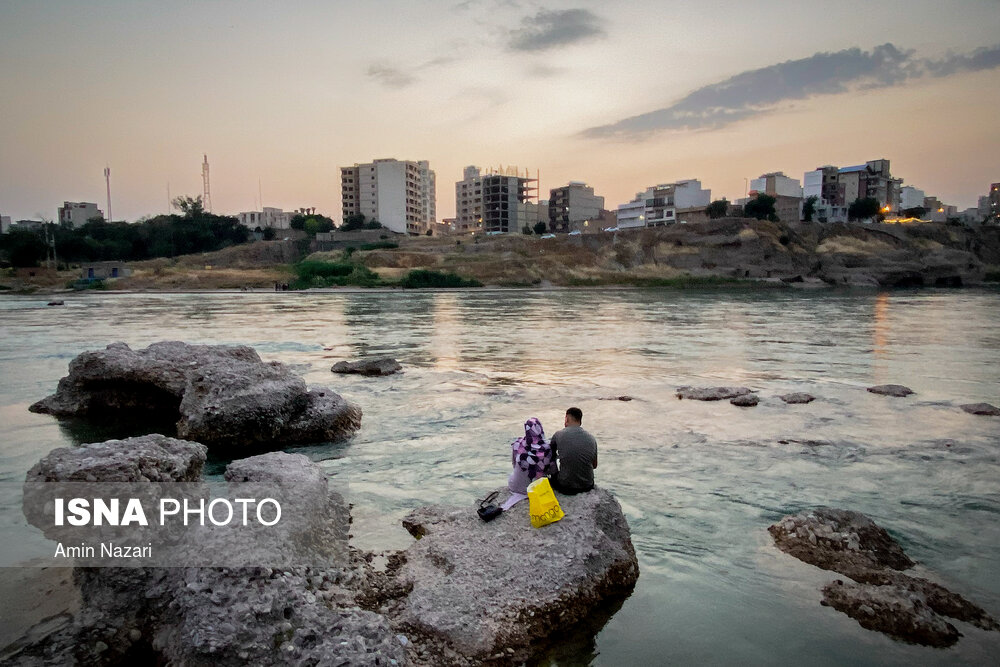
[380, 487, 639, 665]
[676, 386, 753, 401]
[960, 402, 1000, 416]
[29, 341, 362, 451]
[769, 508, 999, 647]
[779, 392, 815, 404]
[730, 394, 759, 407]
[866, 384, 914, 397]
[332, 358, 402, 376]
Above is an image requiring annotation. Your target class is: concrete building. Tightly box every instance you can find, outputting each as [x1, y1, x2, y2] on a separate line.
[341, 159, 436, 235]
[548, 182, 605, 233]
[989, 183, 1000, 224]
[615, 179, 711, 229]
[749, 172, 803, 222]
[0, 215, 11, 234]
[455, 165, 539, 234]
[237, 207, 294, 230]
[803, 159, 900, 221]
[58, 202, 103, 228]
[81, 261, 131, 281]
[899, 186, 927, 212]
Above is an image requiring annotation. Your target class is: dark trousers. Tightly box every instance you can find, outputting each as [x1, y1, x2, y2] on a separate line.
[549, 476, 593, 495]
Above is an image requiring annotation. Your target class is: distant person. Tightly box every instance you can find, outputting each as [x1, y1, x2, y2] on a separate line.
[508, 418, 555, 495]
[549, 407, 598, 494]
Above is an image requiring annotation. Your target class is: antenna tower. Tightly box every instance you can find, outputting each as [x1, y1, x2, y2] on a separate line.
[104, 166, 112, 222]
[202, 154, 212, 212]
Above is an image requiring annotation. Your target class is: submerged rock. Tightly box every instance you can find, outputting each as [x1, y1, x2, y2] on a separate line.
[779, 392, 816, 404]
[866, 384, 914, 397]
[29, 341, 362, 450]
[676, 386, 753, 401]
[960, 402, 1000, 416]
[769, 508, 999, 647]
[385, 487, 639, 664]
[332, 358, 402, 376]
[599, 395, 634, 402]
[730, 394, 759, 407]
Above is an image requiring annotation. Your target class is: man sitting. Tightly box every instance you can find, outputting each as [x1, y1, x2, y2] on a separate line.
[549, 407, 598, 494]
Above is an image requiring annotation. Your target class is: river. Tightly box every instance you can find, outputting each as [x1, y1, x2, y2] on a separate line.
[1, 287, 999, 665]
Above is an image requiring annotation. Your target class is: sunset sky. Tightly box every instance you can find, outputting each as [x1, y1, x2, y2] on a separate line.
[2, 0, 999, 223]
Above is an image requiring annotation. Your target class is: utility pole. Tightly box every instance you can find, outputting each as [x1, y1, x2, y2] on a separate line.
[202, 154, 212, 213]
[104, 166, 112, 223]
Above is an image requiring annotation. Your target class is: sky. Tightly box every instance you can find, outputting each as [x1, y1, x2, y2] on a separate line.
[1, 0, 999, 223]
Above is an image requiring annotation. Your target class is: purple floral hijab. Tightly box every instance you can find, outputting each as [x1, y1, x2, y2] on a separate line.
[511, 417, 554, 480]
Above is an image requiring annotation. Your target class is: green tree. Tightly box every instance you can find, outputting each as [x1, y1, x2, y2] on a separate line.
[533, 221, 547, 235]
[706, 199, 729, 219]
[522, 224, 532, 235]
[171, 195, 205, 218]
[263, 228, 277, 241]
[0, 230, 49, 267]
[848, 197, 881, 222]
[802, 195, 818, 222]
[340, 214, 366, 231]
[744, 194, 778, 221]
[304, 218, 320, 236]
[902, 206, 928, 218]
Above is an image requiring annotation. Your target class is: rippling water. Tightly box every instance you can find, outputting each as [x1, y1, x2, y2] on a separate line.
[1, 288, 999, 665]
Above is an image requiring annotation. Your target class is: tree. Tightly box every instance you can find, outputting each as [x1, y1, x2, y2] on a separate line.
[263, 228, 276, 241]
[533, 221, 547, 235]
[848, 197, 881, 222]
[902, 206, 928, 218]
[706, 199, 729, 219]
[0, 230, 48, 267]
[522, 225, 532, 235]
[341, 214, 367, 231]
[171, 195, 205, 218]
[743, 194, 778, 221]
[802, 195, 818, 222]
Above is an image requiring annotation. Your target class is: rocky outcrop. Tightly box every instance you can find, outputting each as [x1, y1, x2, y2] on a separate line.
[25, 434, 206, 484]
[332, 358, 403, 376]
[769, 508, 999, 647]
[779, 392, 815, 404]
[960, 402, 1000, 416]
[379, 487, 639, 664]
[730, 394, 759, 407]
[676, 386, 753, 401]
[866, 384, 914, 397]
[29, 342, 362, 450]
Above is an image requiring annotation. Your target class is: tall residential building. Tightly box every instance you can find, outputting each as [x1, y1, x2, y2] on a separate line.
[748, 172, 803, 222]
[548, 182, 605, 233]
[1, 215, 11, 234]
[899, 186, 926, 211]
[341, 159, 436, 235]
[616, 179, 711, 229]
[455, 165, 540, 234]
[58, 201, 103, 228]
[989, 183, 1000, 223]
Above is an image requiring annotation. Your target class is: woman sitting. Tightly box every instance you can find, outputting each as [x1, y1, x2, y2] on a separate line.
[508, 417, 555, 495]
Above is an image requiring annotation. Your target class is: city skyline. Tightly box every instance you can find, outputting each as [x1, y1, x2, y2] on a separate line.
[1, 0, 998, 223]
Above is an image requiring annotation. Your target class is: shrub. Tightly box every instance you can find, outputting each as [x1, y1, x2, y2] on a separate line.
[400, 269, 482, 289]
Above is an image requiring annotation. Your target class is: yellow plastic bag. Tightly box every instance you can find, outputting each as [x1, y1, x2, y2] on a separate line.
[527, 478, 565, 528]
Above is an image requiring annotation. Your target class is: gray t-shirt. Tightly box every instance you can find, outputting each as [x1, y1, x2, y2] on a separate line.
[552, 426, 597, 491]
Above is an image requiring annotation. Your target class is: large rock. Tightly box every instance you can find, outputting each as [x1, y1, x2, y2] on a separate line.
[779, 392, 816, 404]
[769, 508, 999, 647]
[960, 402, 1000, 416]
[25, 434, 206, 484]
[676, 386, 753, 401]
[332, 358, 403, 376]
[866, 384, 914, 397]
[382, 487, 639, 664]
[30, 342, 362, 450]
[730, 394, 759, 407]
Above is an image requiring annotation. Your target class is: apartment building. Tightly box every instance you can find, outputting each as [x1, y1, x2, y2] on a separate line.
[548, 182, 605, 233]
[749, 172, 803, 222]
[341, 159, 436, 235]
[455, 166, 485, 234]
[57, 201, 103, 228]
[803, 159, 901, 221]
[616, 179, 711, 229]
[455, 165, 540, 234]
[0, 215, 11, 234]
[989, 183, 1000, 223]
[237, 207, 293, 230]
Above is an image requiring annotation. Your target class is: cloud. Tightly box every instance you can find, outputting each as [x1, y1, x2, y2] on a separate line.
[582, 43, 1000, 139]
[507, 8, 605, 52]
[366, 64, 415, 89]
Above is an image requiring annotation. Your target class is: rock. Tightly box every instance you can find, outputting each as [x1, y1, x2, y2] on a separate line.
[960, 402, 1000, 416]
[676, 386, 753, 401]
[730, 394, 759, 407]
[47, 300, 65, 306]
[599, 396, 633, 402]
[779, 392, 815, 404]
[386, 487, 639, 663]
[331, 358, 402, 376]
[866, 384, 914, 397]
[29, 341, 362, 450]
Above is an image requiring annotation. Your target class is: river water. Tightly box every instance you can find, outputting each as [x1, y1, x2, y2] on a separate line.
[1, 288, 999, 665]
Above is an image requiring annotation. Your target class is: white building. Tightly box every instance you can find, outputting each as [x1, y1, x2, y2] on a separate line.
[749, 172, 803, 198]
[616, 179, 711, 229]
[899, 186, 926, 211]
[1, 215, 11, 234]
[58, 201, 103, 228]
[341, 158, 436, 235]
[238, 207, 294, 230]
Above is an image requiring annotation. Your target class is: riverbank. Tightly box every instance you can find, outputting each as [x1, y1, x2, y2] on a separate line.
[3, 219, 999, 292]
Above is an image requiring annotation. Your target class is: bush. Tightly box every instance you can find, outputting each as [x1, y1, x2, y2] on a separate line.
[359, 241, 398, 251]
[290, 260, 379, 289]
[400, 269, 482, 289]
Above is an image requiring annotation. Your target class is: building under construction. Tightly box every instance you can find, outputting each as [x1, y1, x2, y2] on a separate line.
[456, 165, 542, 234]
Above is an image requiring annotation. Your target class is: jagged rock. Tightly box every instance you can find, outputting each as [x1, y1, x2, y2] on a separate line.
[770, 508, 999, 647]
[25, 434, 206, 484]
[676, 386, 753, 401]
[961, 402, 1000, 416]
[730, 394, 759, 407]
[821, 579, 961, 648]
[29, 341, 362, 450]
[779, 392, 815, 404]
[331, 358, 403, 376]
[866, 384, 914, 397]
[386, 487, 639, 663]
